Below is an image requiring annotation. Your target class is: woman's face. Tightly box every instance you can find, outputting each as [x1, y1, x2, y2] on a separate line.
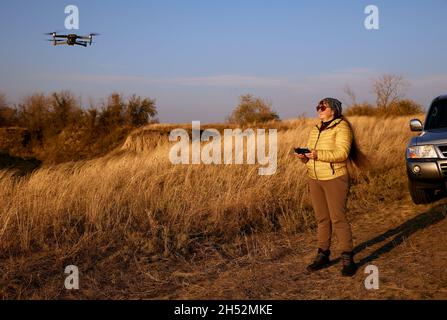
[317, 101, 334, 122]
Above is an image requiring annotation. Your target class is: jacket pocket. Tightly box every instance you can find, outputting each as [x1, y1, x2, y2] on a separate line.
[332, 162, 346, 172]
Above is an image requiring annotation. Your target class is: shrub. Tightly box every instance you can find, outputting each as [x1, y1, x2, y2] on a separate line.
[381, 99, 425, 116]
[228, 94, 280, 125]
[344, 103, 376, 116]
[345, 99, 424, 117]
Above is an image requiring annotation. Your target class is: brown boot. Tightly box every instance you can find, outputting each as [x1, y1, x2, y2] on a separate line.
[341, 251, 358, 277]
[307, 248, 331, 272]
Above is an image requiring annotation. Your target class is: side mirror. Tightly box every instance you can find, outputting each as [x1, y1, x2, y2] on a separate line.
[410, 119, 423, 132]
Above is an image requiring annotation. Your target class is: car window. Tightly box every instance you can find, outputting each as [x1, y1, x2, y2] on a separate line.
[425, 100, 447, 130]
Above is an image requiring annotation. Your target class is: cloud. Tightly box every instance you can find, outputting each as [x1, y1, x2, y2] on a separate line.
[37, 68, 379, 90]
[165, 74, 295, 87]
[38, 73, 297, 87]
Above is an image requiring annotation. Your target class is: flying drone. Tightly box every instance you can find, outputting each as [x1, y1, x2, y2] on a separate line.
[45, 32, 100, 47]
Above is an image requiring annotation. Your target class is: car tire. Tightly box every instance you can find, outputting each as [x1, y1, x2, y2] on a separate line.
[408, 179, 436, 204]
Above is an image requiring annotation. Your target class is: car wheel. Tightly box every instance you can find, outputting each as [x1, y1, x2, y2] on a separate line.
[408, 179, 436, 204]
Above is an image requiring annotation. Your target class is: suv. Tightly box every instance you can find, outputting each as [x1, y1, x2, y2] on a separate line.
[406, 95, 447, 204]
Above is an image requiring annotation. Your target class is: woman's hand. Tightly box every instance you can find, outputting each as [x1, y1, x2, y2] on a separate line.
[290, 147, 307, 159]
[305, 149, 318, 160]
[290, 152, 306, 158]
[293, 153, 309, 163]
[291, 148, 309, 163]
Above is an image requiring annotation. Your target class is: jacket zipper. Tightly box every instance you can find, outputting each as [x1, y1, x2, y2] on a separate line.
[313, 118, 342, 179]
[313, 125, 321, 180]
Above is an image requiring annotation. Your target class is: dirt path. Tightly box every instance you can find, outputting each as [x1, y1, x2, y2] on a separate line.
[134, 196, 447, 300]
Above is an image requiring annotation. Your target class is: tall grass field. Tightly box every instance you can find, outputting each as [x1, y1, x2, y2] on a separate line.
[0, 115, 423, 298]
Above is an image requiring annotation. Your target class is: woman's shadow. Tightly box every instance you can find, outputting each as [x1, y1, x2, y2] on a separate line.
[350, 201, 447, 267]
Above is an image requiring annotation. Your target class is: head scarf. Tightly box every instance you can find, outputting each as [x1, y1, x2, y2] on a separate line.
[319, 98, 343, 118]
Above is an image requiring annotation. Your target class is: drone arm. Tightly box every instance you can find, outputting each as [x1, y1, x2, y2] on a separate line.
[74, 41, 88, 47]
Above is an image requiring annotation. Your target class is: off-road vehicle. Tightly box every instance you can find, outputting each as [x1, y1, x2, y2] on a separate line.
[407, 95, 447, 204]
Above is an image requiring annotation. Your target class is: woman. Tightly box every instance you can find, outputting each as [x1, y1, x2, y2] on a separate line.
[294, 98, 363, 277]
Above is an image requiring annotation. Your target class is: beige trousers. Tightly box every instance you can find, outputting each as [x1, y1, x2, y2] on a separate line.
[307, 174, 353, 253]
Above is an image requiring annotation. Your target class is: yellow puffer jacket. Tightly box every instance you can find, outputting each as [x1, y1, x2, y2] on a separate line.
[305, 117, 353, 180]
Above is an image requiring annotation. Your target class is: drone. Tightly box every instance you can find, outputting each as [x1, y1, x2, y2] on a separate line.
[45, 32, 99, 47]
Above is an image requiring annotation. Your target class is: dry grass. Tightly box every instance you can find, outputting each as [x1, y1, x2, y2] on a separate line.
[0, 114, 431, 299]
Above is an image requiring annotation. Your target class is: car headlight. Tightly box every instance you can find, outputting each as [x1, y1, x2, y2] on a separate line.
[407, 145, 438, 159]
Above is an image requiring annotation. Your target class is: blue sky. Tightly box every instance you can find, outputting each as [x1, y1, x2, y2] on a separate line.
[1, 0, 447, 123]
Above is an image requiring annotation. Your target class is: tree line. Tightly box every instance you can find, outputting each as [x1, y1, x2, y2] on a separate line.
[226, 74, 425, 124]
[0, 91, 158, 163]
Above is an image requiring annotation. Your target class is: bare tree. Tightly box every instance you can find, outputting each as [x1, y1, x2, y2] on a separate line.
[0, 93, 14, 127]
[18, 93, 50, 139]
[49, 91, 80, 132]
[125, 94, 157, 127]
[373, 74, 409, 110]
[0, 92, 7, 108]
[343, 85, 357, 106]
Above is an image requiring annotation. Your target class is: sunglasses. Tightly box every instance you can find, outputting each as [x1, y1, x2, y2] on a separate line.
[316, 105, 328, 112]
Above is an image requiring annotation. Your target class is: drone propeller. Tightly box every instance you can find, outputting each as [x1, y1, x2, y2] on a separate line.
[44, 31, 59, 37]
[80, 33, 101, 40]
[44, 32, 69, 39]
